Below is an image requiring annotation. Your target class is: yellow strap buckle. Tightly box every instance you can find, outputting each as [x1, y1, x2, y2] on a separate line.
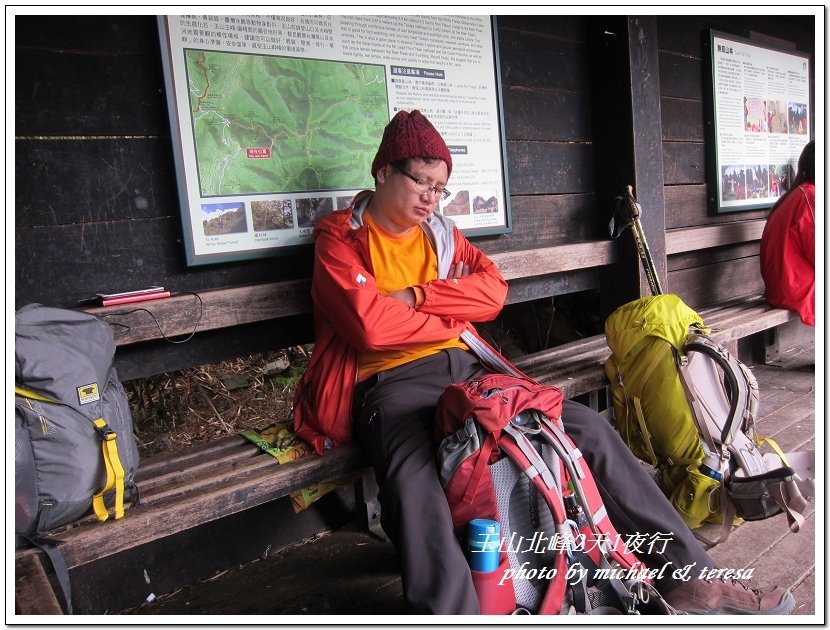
[93, 418, 117, 442]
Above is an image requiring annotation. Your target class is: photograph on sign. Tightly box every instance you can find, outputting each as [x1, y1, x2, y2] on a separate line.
[704, 30, 812, 214]
[158, 15, 511, 265]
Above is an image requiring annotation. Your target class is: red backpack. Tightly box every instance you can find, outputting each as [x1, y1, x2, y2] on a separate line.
[435, 373, 673, 615]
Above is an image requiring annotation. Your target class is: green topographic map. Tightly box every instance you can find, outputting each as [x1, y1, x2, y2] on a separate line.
[185, 49, 388, 196]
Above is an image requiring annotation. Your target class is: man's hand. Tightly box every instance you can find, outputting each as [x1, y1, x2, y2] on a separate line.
[448, 261, 471, 279]
[387, 287, 416, 307]
[386, 262, 470, 307]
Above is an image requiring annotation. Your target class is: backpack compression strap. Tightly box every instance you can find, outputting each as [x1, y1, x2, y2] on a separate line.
[498, 425, 569, 613]
[91, 418, 126, 521]
[614, 342, 700, 468]
[15, 385, 127, 522]
[618, 342, 668, 466]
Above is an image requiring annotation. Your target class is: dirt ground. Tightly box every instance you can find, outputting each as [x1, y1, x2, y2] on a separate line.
[125, 346, 310, 459]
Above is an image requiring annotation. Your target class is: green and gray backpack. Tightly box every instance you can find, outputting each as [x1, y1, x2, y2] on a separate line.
[604, 294, 813, 545]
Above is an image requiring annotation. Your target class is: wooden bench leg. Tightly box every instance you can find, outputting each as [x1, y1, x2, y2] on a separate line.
[359, 469, 387, 541]
[15, 553, 63, 615]
[760, 327, 780, 364]
[722, 338, 739, 361]
[587, 386, 615, 421]
[599, 386, 613, 421]
[588, 389, 599, 412]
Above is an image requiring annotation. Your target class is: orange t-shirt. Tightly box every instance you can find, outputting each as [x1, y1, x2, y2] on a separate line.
[357, 213, 468, 381]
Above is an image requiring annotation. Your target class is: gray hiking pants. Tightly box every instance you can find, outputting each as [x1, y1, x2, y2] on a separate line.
[352, 348, 713, 614]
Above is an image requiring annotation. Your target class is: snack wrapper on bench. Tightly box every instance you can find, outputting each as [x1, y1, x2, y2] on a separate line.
[240, 424, 337, 513]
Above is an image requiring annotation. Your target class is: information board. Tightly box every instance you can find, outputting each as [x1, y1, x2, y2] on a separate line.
[158, 15, 511, 265]
[704, 30, 812, 214]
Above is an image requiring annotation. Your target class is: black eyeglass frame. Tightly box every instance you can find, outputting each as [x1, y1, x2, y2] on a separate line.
[393, 164, 452, 201]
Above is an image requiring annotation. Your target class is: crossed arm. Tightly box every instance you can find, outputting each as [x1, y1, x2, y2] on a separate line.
[311, 229, 507, 352]
[386, 261, 472, 307]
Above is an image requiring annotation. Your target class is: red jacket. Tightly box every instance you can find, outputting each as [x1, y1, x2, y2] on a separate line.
[293, 192, 511, 454]
[760, 182, 815, 327]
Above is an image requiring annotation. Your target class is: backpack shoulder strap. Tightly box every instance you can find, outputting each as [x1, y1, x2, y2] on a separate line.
[22, 536, 74, 614]
[15, 385, 59, 404]
[677, 333, 757, 450]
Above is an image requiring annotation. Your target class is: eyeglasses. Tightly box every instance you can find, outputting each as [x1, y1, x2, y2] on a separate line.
[394, 165, 451, 201]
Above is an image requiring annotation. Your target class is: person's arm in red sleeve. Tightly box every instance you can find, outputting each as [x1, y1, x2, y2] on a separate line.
[311, 231, 466, 352]
[413, 227, 508, 323]
[797, 187, 815, 267]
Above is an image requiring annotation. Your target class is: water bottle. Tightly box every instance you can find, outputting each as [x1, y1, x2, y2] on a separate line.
[467, 518, 500, 573]
[698, 453, 723, 481]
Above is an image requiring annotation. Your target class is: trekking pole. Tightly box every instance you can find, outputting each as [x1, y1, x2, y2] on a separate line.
[609, 185, 664, 296]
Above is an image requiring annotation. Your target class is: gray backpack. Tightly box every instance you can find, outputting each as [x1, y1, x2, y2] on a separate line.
[15, 304, 140, 541]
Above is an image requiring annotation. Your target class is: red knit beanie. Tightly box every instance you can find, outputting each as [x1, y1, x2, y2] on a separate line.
[371, 110, 452, 178]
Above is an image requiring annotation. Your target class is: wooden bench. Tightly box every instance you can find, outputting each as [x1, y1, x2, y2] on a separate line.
[15, 287, 795, 614]
[515, 294, 799, 391]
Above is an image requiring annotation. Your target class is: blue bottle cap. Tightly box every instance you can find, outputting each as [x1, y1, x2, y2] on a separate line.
[468, 519, 500, 573]
[468, 518, 500, 547]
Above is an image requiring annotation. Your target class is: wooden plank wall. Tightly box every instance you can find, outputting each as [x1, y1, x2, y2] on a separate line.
[478, 16, 607, 304]
[656, 15, 815, 308]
